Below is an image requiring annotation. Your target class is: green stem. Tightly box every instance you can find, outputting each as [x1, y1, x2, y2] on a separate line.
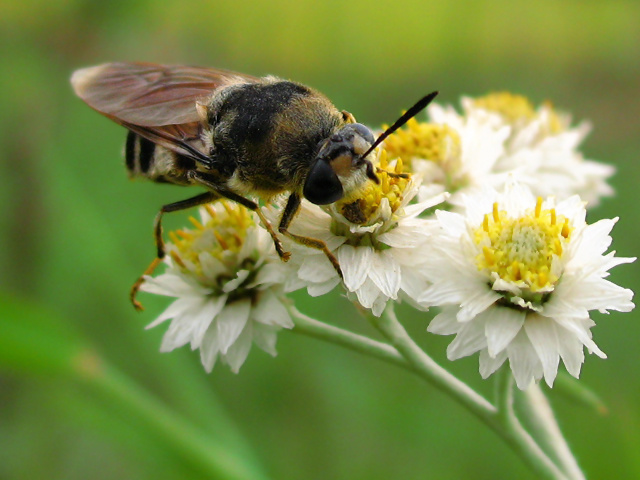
[370, 305, 567, 480]
[492, 364, 570, 480]
[289, 306, 406, 368]
[73, 349, 269, 480]
[374, 305, 497, 419]
[291, 303, 576, 480]
[518, 385, 585, 480]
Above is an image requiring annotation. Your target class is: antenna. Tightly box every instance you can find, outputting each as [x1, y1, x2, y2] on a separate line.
[359, 91, 439, 163]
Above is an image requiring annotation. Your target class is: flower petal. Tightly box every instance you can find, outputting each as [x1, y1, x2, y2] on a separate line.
[252, 290, 294, 328]
[523, 315, 561, 387]
[338, 245, 371, 292]
[216, 299, 252, 354]
[368, 251, 401, 299]
[484, 307, 526, 357]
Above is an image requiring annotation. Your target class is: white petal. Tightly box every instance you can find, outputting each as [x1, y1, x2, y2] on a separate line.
[198, 251, 227, 282]
[447, 318, 488, 360]
[252, 290, 294, 328]
[146, 296, 197, 329]
[552, 315, 606, 359]
[252, 323, 279, 356]
[222, 269, 251, 293]
[479, 348, 508, 379]
[506, 331, 541, 390]
[355, 277, 382, 309]
[216, 299, 252, 354]
[555, 324, 585, 378]
[457, 289, 501, 322]
[298, 255, 338, 283]
[524, 315, 561, 387]
[338, 244, 371, 292]
[306, 277, 340, 296]
[222, 323, 253, 373]
[140, 273, 210, 297]
[371, 295, 389, 317]
[249, 262, 287, 288]
[199, 326, 220, 373]
[427, 308, 461, 335]
[367, 251, 401, 299]
[484, 307, 526, 357]
[191, 296, 227, 349]
[399, 266, 430, 302]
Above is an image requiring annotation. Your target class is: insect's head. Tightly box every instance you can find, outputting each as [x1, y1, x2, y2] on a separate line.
[303, 91, 439, 206]
[303, 123, 378, 205]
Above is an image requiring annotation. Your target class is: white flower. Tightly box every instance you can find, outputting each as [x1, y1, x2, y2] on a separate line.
[140, 202, 293, 373]
[383, 114, 510, 206]
[457, 93, 614, 206]
[279, 151, 447, 316]
[419, 182, 635, 389]
[384, 92, 615, 209]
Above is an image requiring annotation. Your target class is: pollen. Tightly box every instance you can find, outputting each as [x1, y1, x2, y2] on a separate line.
[336, 149, 411, 226]
[473, 197, 573, 295]
[383, 119, 461, 169]
[473, 92, 536, 124]
[169, 201, 255, 276]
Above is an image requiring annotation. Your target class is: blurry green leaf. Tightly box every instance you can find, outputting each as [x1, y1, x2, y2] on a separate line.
[553, 371, 608, 415]
[0, 291, 86, 377]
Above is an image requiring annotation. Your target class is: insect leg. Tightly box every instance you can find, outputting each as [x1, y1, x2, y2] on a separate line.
[190, 172, 290, 261]
[131, 191, 219, 311]
[278, 193, 343, 278]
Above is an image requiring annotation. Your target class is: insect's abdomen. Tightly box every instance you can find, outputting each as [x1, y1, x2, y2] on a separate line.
[125, 131, 196, 185]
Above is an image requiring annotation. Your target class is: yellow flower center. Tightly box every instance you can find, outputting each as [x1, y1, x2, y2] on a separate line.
[335, 149, 410, 226]
[168, 202, 254, 275]
[384, 118, 461, 168]
[473, 197, 572, 294]
[473, 92, 536, 124]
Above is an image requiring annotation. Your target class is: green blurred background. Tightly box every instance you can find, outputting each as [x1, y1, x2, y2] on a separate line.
[1, 0, 639, 478]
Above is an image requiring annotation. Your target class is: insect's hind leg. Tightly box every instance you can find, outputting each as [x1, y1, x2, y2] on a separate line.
[131, 191, 219, 311]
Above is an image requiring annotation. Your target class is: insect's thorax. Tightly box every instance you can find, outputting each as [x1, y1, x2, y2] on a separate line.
[203, 78, 344, 197]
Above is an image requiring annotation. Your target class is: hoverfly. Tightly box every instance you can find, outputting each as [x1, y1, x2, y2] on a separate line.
[71, 62, 437, 309]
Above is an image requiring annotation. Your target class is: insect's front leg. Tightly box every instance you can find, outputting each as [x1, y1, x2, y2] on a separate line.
[131, 191, 219, 311]
[278, 193, 343, 278]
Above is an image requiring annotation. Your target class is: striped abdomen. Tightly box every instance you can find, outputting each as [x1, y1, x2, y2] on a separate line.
[124, 131, 196, 185]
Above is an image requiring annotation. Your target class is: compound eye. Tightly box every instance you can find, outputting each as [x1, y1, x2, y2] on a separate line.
[303, 160, 344, 205]
[350, 123, 375, 145]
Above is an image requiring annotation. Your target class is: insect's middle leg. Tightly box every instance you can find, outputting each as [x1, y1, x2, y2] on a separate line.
[278, 193, 343, 278]
[190, 172, 290, 261]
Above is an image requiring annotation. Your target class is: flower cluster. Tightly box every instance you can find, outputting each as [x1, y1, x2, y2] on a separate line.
[385, 92, 615, 208]
[139, 91, 634, 390]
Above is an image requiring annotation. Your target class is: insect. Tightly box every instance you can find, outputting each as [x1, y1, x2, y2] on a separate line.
[71, 62, 437, 309]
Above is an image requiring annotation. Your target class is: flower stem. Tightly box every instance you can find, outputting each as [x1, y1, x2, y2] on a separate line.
[495, 367, 570, 480]
[72, 349, 269, 480]
[291, 304, 575, 479]
[373, 304, 497, 419]
[518, 384, 586, 480]
[289, 306, 406, 367]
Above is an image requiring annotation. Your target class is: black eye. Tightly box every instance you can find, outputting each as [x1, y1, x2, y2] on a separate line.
[303, 160, 344, 205]
[350, 123, 374, 144]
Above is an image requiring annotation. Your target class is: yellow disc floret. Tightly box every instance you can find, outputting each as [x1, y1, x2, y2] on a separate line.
[167, 201, 255, 277]
[473, 92, 536, 124]
[473, 197, 572, 296]
[384, 118, 461, 168]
